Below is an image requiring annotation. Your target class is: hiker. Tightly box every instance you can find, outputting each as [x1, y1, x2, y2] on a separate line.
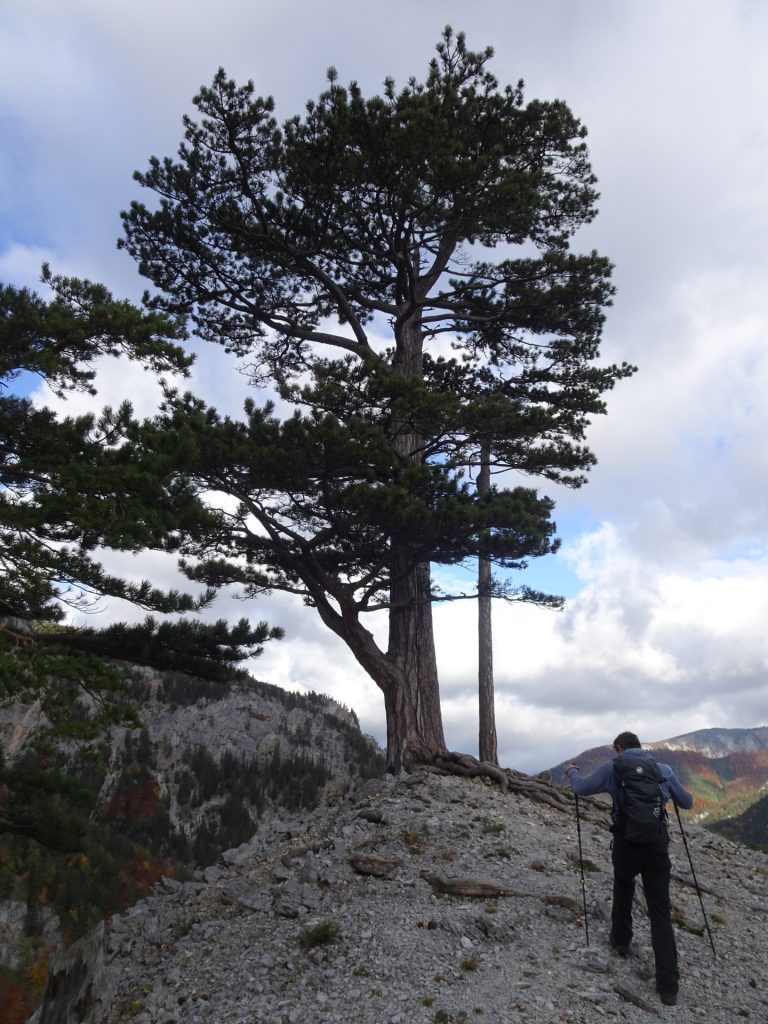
[565, 731, 693, 1007]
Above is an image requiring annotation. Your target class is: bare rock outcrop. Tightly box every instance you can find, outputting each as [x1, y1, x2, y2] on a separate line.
[32, 770, 768, 1024]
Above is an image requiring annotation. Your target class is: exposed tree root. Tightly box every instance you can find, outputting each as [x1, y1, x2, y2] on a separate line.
[421, 872, 524, 898]
[423, 750, 610, 825]
[613, 982, 659, 1015]
[422, 873, 585, 921]
[433, 751, 509, 790]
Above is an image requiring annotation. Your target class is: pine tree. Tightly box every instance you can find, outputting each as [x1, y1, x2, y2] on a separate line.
[120, 29, 634, 771]
[0, 271, 281, 845]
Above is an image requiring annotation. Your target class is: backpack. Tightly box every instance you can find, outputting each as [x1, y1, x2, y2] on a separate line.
[613, 753, 666, 843]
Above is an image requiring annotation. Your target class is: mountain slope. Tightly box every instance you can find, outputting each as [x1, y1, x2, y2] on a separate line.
[0, 667, 384, 1022]
[709, 791, 768, 850]
[647, 725, 768, 757]
[34, 769, 768, 1024]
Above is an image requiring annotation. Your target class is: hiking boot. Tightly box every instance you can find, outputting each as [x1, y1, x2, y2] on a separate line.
[608, 932, 630, 957]
[658, 989, 678, 1006]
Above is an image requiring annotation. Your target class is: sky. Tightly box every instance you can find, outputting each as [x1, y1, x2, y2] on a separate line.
[3, 0, 768, 773]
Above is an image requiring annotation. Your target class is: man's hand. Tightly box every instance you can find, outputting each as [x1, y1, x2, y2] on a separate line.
[565, 763, 580, 775]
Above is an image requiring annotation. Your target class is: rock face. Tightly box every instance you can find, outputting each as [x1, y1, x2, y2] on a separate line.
[96, 668, 384, 828]
[1, 667, 384, 1017]
[33, 769, 768, 1024]
[0, 900, 60, 972]
[652, 725, 768, 757]
[36, 924, 114, 1024]
[1, 668, 384, 863]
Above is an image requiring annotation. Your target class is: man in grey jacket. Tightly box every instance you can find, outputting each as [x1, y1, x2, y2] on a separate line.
[565, 731, 693, 1007]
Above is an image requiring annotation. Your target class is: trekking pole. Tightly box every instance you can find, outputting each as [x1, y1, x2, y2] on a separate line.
[574, 794, 590, 947]
[673, 803, 716, 958]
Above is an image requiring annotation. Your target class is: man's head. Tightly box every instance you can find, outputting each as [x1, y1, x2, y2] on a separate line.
[613, 731, 641, 753]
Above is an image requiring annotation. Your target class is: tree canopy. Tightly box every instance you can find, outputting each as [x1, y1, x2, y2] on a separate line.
[0, 271, 282, 845]
[121, 28, 635, 770]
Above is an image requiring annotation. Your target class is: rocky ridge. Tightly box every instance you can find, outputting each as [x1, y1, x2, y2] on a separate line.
[2, 666, 379, 795]
[646, 726, 768, 758]
[1, 667, 383, 860]
[34, 769, 768, 1024]
[119, 669, 370, 775]
[0, 668, 383, 1001]
[97, 668, 382, 836]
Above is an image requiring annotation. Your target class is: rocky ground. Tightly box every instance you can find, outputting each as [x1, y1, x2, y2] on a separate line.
[34, 769, 768, 1024]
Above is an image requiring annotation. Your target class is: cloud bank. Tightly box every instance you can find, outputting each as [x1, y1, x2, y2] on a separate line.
[4, 0, 768, 770]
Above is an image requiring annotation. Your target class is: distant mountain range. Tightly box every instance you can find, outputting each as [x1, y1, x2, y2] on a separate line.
[647, 725, 768, 757]
[550, 725, 768, 849]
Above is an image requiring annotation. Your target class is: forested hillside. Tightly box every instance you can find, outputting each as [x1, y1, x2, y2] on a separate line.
[709, 791, 768, 850]
[0, 667, 383, 1023]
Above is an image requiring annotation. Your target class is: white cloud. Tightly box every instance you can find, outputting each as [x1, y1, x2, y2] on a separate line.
[0, 244, 56, 289]
[540, 266, 768, 568]
[428, 521, 768, 770]
[57, 511, 768, 775]
[5, 0, 768, 773]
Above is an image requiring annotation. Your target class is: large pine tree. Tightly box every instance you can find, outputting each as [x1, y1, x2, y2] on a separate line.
[121, 29, 634, 771]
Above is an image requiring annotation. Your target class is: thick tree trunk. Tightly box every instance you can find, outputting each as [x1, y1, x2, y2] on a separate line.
[477, 446, 498, 765]
[386, 557, 446, 771]
[381, 313, 446, 772]
[312, 585, 444, 774]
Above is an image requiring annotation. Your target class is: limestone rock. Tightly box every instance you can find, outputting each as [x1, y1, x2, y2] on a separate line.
[32, 770, 768, 1024]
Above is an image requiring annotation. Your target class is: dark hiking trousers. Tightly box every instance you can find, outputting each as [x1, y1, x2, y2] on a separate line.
[611, 833, 679, 995]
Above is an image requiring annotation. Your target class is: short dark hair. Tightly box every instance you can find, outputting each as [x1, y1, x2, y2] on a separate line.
[613, 731, 641, 752]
